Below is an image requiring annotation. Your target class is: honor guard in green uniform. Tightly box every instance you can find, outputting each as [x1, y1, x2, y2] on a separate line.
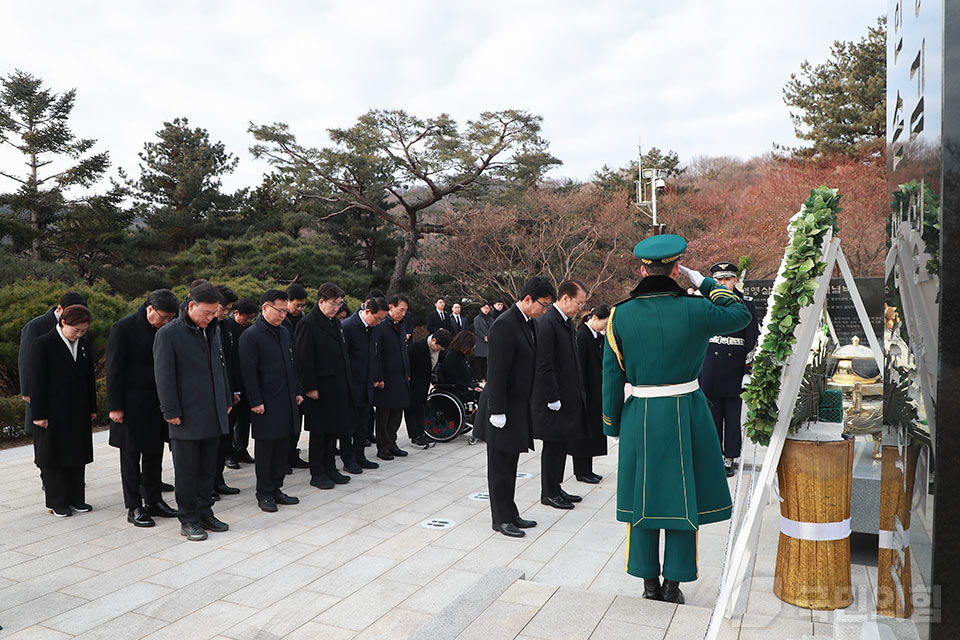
[602, 234, 752, 604]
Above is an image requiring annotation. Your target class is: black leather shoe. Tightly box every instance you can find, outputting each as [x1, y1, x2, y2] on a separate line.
[643, 578, 663, 600]
[274, 492, 299, 505]
[343, 461, 363, 474]
[237, 449, 255, 464]
[215, 484, 240, 495]
[662, 579, 685, 604]
[327, 469, 351, 484]
[576, 474, 600, 484]
[199, 515, 229, 532]
[590, 473, 603, 482]
[541, 495, 574, 509]
[160, 482, 174, 492]
[128, 507, 156, 528]
[310, 475, 335, 490]
[513, 517, 537, 529]
[181, 521, 207, 541]
[146, 500, 178, 518]
[389, 446, 408, 457]
[258, 498, 278, 512]
[559, 489, 582, 503]
[494, 522, 525, 537]
[225, 457, 240, 470]
[411, 435, 431, 446]
[359, 458, 379, 469]
[284, 465, 293, 475]
[70, 503, 93, 512]
[291, 457, 310, 469]
[376, 451, 394, 461]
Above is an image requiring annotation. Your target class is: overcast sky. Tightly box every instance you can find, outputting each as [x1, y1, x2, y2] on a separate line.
[1, 0, 884, 192]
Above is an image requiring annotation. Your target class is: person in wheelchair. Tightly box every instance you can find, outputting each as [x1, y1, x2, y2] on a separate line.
[437, 331, 482, 406]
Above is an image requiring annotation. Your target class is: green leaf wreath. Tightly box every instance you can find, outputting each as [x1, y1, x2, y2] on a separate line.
[742, 186, 841, 446]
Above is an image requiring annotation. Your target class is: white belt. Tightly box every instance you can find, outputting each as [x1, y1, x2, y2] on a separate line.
[627, 379, 699, 398]
[709, 336, 745, 346]
[780, 516, 851, 541]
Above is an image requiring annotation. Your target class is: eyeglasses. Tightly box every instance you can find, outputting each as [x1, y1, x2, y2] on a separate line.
[265, 304, 288, 315]
[156, 312, 176, 322]
[536, 299, 551, 309]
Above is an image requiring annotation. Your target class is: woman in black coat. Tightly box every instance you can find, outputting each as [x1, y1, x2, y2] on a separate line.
[571, 304, 610, 483]
[29, 305, 97, 517]
[439, 331, 481, 404]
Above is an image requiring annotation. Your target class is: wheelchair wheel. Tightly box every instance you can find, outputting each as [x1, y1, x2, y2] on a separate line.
[423, 390, 465, 442]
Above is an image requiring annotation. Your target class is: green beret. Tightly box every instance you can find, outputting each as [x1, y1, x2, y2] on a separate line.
[633, 234, 687, 265]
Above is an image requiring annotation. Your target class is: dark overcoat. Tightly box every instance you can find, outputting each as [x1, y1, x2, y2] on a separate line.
[373, 317, 410, 409]
[474, 304, 536, 454]
[531, 305, 588, 442]
[408, 337, 434, 406]
[445, 314, 468, 336]
[439, 350, 477, 403]
[473, 313, 494, 358]
[341, 312, 381, 408]
[569, 323, 608, 457]
[18, 306, 58, 435]
[221, 316, 244, 395]
[29, 328, 96, 467]
[700, 292, 760, 398]
[153, 302, 232, 440]
[426, 310, 445, 334]
[106, 304, 168, 452]
[294, 307, 353, 435]
[239, 317, 302, 441]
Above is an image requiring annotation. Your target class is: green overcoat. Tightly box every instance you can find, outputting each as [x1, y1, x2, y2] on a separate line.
[602, 275, 752, 532]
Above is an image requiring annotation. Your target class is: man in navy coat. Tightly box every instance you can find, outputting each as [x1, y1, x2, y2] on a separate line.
[373, 294, 412, 460]
[340, 297, 387, 474]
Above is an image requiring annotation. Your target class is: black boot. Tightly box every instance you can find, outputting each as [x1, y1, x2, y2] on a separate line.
[662, 579, 685, 604]
[642, 578, 663, 600]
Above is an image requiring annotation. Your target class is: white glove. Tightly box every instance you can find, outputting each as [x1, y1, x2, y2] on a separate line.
[679, 265, 705, 288]
[742, 373, 751, 388]
[547, 400, 561, 411]
[490, 414, 507, 428]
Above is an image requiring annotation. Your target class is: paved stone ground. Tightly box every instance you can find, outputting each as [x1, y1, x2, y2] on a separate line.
[0, 430, 930, 639]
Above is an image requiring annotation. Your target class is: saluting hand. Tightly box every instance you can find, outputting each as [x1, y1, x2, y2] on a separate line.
[251, 404, 265, 414]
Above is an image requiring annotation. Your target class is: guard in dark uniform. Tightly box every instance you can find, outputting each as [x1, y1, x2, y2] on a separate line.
[699, 262, 760, 477]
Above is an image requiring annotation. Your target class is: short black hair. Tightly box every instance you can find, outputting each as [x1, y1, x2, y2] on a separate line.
[432, 328, 452, 348]
[189, 282, 222, 305]
[364, 297, 388, 314]
[60, 304, 93, 326]
[286, 283, 308, 301]
[214, 284, 238, 306]
[318, 282, 345, 301]
[366, 289, 386, 301]
[59, 291, 87, 308]
[557, 280, 586, 300]
[387, 293, 409, 307]
[644, 262, 673, 277]
[235, 297, 258, 315]
[338, 300, 351, 316]
[146, 289, 179, 314]
[520, 276, 557, 302]
[591, 303, 611, 320]
[189, 279, 210, 290]
[260, 289, 287, 305]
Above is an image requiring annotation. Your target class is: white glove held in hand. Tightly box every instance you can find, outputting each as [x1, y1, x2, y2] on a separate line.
[547, 401, 561, 411]
[679, 265, 705, 288]
[490, 414, 507, 428]
[742, 373, 751, 388]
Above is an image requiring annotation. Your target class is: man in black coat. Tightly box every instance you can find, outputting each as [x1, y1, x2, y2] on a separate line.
[240, 290, 304, 512]
[491, 301, 506, 319]
[373, 295, 412, 460]
[444, 302, 467, 335]
[212, 285, 241, 498]
[224, 298, 258, 468]
[425, 298, 447, 334]
[340, 297, 387, 474]
[474, 276, 556, 538]
[281, 283, 310, 470]
[532, 281, 589, 509]
[699, 262, 760, 477]
[405, 329, 451, 445]
[153, 283, 233, 542]
[295, 283, 354, 490]
[107, 289, 181, 528]
[572, 305, 610, 484]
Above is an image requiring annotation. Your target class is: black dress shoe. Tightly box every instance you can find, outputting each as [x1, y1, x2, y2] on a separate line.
[225, 457, 240, 470]
[411, 435, 431, 446]
[662, 579, 685, 604]
[494, 522, 525, 537]
[343, 461, 363, 474]
[576, 474, 601, 484]
[643, 578, 663, 600]
[274, 492, 299, 505]
[291, 457, 310, 469]
[513, 517, 537, 529]
[128, 507, 156, 528]
[181, 522, 207, 541]
[541, 495, 574, 509]
[160, 482, 175, 492]
[199, 515, 229, 532]
[376, 451, 394, 461]
[327, 469, 350, 484]
[310, 475, 335, 490]
[258, 498, 278, 512]
[146, 500, 178, 518]
[237, 449, 255, 464]
[284, 465, 293, 475]
[48, 506, 71, 517]
[559, 489, 582, 503]
[215, 484, 240, 495]
[359, 458, 379, 469]
[389, 446, 408, 457]
[70, 503, 93, 512]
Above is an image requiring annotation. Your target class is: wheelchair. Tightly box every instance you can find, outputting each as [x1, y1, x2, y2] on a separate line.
[423, 383, 479, 444]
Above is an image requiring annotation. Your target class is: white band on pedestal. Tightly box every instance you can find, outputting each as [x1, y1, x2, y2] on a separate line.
[878, 528, 911, 550]
[779, 516, 851, 541]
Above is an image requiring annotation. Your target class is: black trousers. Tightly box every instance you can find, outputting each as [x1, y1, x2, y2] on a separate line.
[487, 446, 520, 526]
[120, 447, 162, 509]
[214, 433, 232, 487]
[42, 465, 85, 511]
[230, 397, 252, 453]
[375, 407, 404, 453]
[709, 395, 743, 459]
[255, 436, 290, 500]
[472, 356, 487, 380]
[572, 456, 594, 477]
[288, 408, 304, 463]
[308, 431, 339, 478]
[404, 404, 425, 441]
[540, 440, 568, 498]
[341, 404, 371, 465]
[367, 406, 376, 440]
[170, 437, 218, 524]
